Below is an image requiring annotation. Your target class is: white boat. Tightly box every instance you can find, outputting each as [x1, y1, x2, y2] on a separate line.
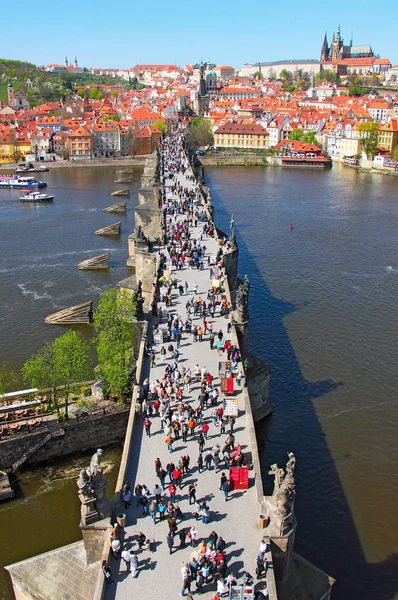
[19, 190, 54, 202]
[16, 162, 49, 173]
[0, 175, 47, 188]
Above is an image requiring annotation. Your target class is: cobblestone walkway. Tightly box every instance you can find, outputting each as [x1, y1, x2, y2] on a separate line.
[105, 153, 267, 600]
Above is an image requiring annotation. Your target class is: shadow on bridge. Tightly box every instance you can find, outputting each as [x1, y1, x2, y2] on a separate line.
[208, 183, 398, 600]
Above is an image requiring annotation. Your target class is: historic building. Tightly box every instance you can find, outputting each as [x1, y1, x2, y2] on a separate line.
[321, 26, 374, 62]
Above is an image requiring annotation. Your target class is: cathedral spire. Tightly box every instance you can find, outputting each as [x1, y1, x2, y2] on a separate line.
[321, 32, 329, 62]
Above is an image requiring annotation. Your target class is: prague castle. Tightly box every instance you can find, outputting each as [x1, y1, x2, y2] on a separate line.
[321, 25, 374, 62]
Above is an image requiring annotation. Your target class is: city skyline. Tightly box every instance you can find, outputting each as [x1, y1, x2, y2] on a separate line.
[1, 0, 397, 68]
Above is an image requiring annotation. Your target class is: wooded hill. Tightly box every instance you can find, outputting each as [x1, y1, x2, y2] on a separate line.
[0, 58, 145, 106]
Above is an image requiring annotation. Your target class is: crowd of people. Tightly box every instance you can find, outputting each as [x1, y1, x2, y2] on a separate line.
[103, 133, 270, 599]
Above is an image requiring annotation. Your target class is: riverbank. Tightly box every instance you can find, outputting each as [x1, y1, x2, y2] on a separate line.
[200, 153, 272, 167]
[0, 156, 149, 172]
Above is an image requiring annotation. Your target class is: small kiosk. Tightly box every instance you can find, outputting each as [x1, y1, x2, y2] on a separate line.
[219, 361, 234, 395]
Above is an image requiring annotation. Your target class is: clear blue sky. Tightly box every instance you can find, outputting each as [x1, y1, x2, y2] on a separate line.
[2, 0, 397, 68]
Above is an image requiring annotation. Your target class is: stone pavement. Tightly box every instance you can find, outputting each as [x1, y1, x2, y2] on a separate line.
[105, 157, 269, 600]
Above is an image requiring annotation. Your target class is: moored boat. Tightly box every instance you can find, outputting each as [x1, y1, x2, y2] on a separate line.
[0, 175, 47, 188]
[16, 162, 49, 173]
[19, 190, 54, 202]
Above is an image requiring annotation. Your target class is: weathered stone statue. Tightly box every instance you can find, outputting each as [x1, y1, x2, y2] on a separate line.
[269, 464, 285, 496]
[268, 452, 297, 518]
[88, 448, 103, 477]
[230, 213, 236, 245]
[136, 225, 146, 242]
[77, 448, 111, 524]
[236, 275, 250, 315]
[77, 469, 94, 503]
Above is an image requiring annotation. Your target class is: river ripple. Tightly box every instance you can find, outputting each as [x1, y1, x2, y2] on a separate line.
[206, 164, 398, 600]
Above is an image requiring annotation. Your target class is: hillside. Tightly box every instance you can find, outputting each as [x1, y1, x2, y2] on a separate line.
[0, 58, 144, 106]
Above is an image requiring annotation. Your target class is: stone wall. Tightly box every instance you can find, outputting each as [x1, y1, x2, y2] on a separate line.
[0, 408, 130, 470]
[30, 408, 130, 464]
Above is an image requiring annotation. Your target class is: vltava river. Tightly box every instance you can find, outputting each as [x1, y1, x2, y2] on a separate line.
[206, 164, 398, 600]
[0, 162, 397, 599]
[0, 164, 141, 598]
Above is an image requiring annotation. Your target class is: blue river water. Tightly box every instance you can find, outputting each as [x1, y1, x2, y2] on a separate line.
[206, 164, 398, 600]
[0, 162, 397, 599]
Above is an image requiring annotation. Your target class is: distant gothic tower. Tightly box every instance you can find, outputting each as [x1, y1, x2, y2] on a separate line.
[7, 80, 15, 107]
[320, 32, 329, 62]
[330, 25, 343, 61]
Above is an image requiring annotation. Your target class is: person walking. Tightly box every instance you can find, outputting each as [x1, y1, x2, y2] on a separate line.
[166, 532, 174, 555]
[172, 467, 183, 489]
[222, 479, 230, 501]
[157, 467, 166, 490]
[187, 417, 196, 437]
[179, 527, 187, 548]
[200, 503, 209, 524]
[189, 557, 200, 578]
[180, 574, 192, 597]
[205, 451, 213, 471]
[122, 486, 131, 509]
[188, 483, 197, 505]
[219, 472, 227, 490]
[165, 434, 174, 453]
[102, 560, 114, 585]
[130, 552, 138, 578]
[201, 423, 209, 440]
[149, 500, 157, 524]
[214, 452, 221, 472]
[197, 452, 204, 473]
[121, 547, 131, 571]
[182, 422, 189, 443]
[153, 483, 162, 502]
[189, 525, 198, 547]
[168, 483, 177, 503]
[158, 500, 166, 521]
[198, 432, 205, 452]
[137, 531, 146, 552]
[143, 417, 152, 437]
[209, 530, 218, 551]
[174, 419, 181, 440]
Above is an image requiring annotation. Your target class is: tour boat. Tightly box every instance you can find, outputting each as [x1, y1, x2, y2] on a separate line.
[0, 175, 47, 188]
[19, 190, 54, 202]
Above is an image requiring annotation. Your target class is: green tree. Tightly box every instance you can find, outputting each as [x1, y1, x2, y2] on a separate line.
[187, 117, 214, 148]
[302, 131, 318, 145]
[153, 119, 167, 135]
[357, 121, 380, 158]
[289, 128, 303, 141]
[391, 145, 398, 162]
[110, 90, 119, 98]
[22, 342, 61, 411]
[279, 69, 293, 82]
[89, 87, 103, 100]
[77, 88, 85, 98]
[253, 71, 263, 80]
[0, 364, 19, 396]
[93, 288, 137, 396]
[22, 331, 92, 417]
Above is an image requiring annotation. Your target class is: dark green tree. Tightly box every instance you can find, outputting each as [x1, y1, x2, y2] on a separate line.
[22, 331, 92, 417]
[93, 288, 137, 396]
[187, 117, 213, 148]
[357, 121, 380, 158]
[0, 364, 19, 396]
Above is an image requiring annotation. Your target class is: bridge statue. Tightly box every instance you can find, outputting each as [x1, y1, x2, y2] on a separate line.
[230, 213, 236, 246]
[77, 448, 110, 524]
